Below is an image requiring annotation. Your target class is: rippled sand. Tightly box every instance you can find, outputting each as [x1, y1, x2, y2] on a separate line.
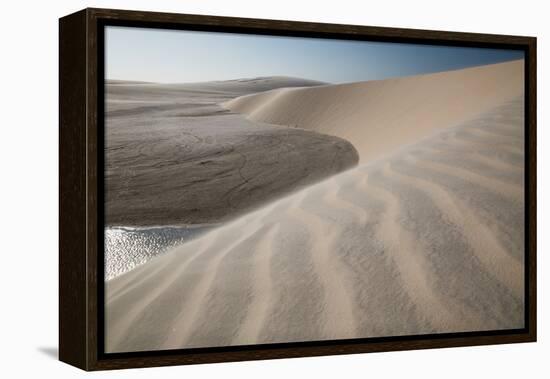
[105, 96, 524, 353]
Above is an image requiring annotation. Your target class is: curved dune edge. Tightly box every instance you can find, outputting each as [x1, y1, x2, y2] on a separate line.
[105, 96, 524, 353]
[223, 60, 524, 162]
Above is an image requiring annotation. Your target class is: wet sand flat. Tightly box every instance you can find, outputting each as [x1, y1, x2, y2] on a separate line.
[105, 77, 358, 226]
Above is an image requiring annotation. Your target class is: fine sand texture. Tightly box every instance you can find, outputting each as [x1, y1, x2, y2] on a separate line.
[105, 95, 525, 353]
[105, 77, 358, 226]
[224, 60, 524, 162]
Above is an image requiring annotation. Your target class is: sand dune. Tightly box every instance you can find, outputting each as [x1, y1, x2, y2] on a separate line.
[105, 76, 356, 226]
[224, 60, 524, 162]
[105, 96, 524, 353]
[107, 75, 326, 104]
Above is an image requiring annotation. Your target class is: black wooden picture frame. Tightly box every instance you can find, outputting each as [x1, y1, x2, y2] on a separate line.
[59, 7, 537, 371]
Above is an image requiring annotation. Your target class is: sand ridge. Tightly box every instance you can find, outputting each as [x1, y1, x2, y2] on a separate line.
[224, 60, 524, 162]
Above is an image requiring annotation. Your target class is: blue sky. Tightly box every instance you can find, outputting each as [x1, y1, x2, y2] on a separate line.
[105, 26, 524, 84]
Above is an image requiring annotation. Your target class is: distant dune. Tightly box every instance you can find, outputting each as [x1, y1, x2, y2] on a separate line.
[105, 76, 355, 226]
[168, 76, 328, 95]
[107, 76, 326, 103]
[106, 79, 155, 85]
[106, 96, 524, 353]
[224, 60, 524, 162]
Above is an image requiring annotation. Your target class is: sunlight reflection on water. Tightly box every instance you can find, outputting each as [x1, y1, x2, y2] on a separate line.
[105, 225, 213, 280]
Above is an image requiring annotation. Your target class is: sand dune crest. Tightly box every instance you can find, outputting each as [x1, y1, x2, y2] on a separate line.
[224, 60, 524, 162]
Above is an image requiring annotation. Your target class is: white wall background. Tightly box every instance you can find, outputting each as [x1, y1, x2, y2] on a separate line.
[1, 0, 547, 376]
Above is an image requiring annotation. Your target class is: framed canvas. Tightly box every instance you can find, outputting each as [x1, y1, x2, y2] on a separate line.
[59, 8, 537, 371]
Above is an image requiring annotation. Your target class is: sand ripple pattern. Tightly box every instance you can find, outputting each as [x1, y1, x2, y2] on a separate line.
[106, 97, 525, 353]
